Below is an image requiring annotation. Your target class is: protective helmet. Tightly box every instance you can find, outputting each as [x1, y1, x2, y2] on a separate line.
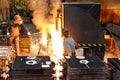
[62, 28, 69, 33]
[14, 14, 22, 21]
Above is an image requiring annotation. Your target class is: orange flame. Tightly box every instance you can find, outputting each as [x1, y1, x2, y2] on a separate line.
[29, 0, 63, 62]
[28, 0, 63, 79]
[49, 18, 64, 63]
[53, 64, 63, 80]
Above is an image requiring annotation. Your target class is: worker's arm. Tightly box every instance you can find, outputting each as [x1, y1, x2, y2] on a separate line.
[19, 24, 28, 35]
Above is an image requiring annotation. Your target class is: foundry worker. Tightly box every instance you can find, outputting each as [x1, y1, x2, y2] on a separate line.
[7, 14, 24, 55]
[62, 28, 76, 56]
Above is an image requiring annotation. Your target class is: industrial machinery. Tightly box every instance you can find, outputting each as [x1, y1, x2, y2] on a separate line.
[65, 56, 107, 80]
[9, 56, 53, 80]
[0, 46, 15, 79]
[1, 0, 120, 79]
[108, 58, 120, 80]
[62, 2, 105, 60]
[0, 22, 9, 46]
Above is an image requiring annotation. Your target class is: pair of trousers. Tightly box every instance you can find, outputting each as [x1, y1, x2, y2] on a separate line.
[9, 36, 20, 55]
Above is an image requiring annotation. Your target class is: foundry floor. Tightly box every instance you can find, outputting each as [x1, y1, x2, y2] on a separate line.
[18, 23, 120, 63]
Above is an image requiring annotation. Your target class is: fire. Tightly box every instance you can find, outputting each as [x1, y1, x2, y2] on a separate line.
[27, 0, 63, 79]
[53, 64, 63, 80]
[41, 33, 47, 46]
[28, 0, 63, 62]
[38, 17, 64, 63]
[49, 19, 64, 62]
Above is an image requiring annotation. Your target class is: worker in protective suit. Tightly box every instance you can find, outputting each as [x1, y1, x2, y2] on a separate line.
[7, 14, 24, 56]
[62, 28, 76, 56]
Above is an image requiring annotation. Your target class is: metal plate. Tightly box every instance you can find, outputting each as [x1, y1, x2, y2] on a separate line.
[62, 2, 104, 44]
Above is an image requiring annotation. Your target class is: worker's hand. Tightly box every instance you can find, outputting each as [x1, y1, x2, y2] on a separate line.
[7, 32, 10, 35]
[75, 44, 79, 49]
[27, 32, 31, 35]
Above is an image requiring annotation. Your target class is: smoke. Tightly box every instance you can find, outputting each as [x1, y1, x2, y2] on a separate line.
[28, 0, 61, 33]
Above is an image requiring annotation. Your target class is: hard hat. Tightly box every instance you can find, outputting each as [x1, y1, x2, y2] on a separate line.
[62, 28, 69, 33]
[14, 15, 22, 20]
